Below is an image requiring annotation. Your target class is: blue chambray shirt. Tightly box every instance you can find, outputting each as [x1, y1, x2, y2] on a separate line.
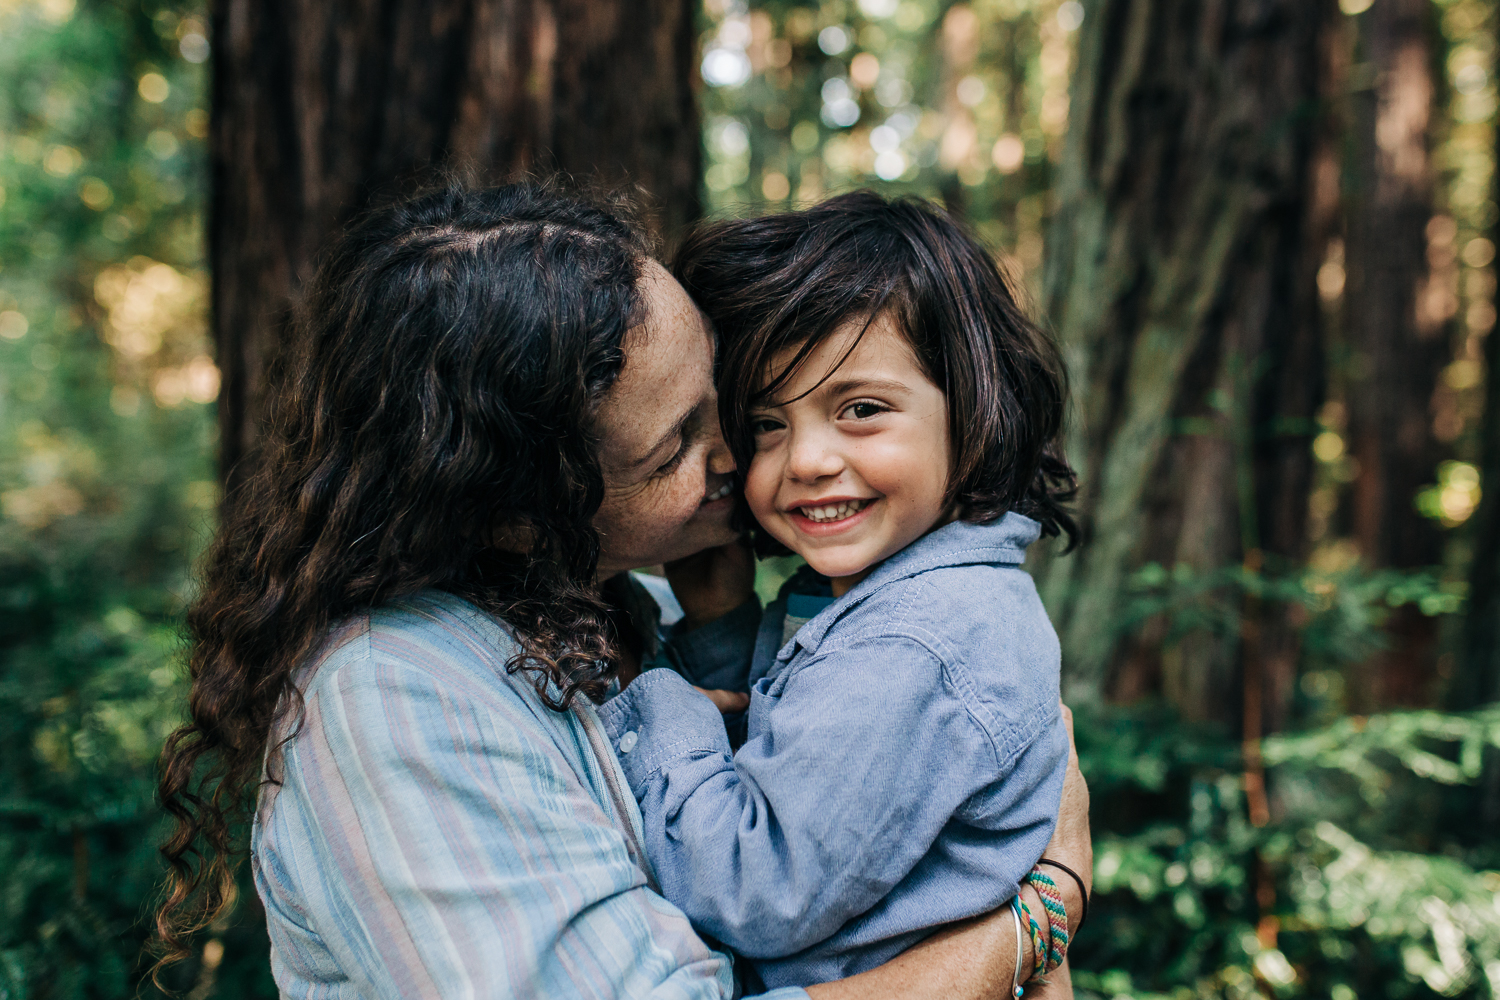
[599, 514, 1069, 990]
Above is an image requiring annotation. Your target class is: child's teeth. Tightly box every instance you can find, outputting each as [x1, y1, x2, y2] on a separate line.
[802, 500, 868, 523]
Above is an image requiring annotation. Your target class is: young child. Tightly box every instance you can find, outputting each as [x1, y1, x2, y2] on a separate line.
[599, 192, 1078, 991]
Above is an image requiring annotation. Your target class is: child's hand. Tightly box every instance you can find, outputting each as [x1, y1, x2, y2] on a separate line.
[665, 538, 756, 631]
[694, 687, 750, 714]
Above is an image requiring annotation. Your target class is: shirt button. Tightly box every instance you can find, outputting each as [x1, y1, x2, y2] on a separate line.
[618, 731, 639, 754]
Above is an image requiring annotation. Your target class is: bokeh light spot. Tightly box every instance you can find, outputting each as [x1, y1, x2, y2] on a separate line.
[78, 177, 113, 210]
[179, 32, 209, 64]
[818, 26, 850, 56]
[138, 72, 170, 103]
[992, 135, 1025, 174]
[0, 311, 30, 340]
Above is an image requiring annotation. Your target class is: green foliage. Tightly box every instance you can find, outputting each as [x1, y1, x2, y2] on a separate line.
[0, 0, 270, 995]
[1072, 704, 1500, 1000]
[1120, 559, 1465, 665]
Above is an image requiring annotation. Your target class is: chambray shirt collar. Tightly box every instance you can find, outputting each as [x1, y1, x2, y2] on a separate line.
[786, 511, 1041, 655]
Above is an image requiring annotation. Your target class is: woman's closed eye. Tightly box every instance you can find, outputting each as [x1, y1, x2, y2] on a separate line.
[654, 437, 689, 476]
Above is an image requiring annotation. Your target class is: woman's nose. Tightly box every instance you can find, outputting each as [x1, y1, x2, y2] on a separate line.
[706, 423, 736, 476]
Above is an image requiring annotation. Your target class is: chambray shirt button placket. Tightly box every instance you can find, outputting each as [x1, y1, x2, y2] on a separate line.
[618, 730, 639, 754]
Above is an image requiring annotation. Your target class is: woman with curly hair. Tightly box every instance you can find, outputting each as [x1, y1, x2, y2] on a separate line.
[155, 181, 1091, 999]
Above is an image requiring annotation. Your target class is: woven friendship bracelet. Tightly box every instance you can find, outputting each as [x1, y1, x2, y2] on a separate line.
[1036, 857, 1090, 931]
[1025, 869, 1070, 971]
[1014, 894, 1048, 979]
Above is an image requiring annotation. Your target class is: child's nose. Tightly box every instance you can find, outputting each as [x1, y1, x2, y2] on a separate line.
[785, 430, 843, 482]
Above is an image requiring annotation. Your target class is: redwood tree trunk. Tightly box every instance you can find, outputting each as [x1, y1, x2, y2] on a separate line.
[210, 0, 701, 484]
[1462, 325, 1500, 707]
[1037, 0, 1337, 730]
[1458, 108, 1500, 709]
[1342, 0, 1446, 709]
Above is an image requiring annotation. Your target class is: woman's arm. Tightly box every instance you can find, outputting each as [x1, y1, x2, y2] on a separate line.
[662, 539, 757, 632]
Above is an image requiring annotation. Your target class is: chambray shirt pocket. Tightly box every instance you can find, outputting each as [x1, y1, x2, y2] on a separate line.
[746, 675, 781, 736]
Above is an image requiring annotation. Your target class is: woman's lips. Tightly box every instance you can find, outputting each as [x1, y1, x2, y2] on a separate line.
[787, 498, 877, 536]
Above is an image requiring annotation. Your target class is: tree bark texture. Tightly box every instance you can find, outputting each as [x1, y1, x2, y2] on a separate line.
[1037, 0, 1337, 727]
[1341, 0, 1446, 708]
[210, 0, 701, 484]
[1462, 319, 1500, 706]
[1458, 113, 1500, 709]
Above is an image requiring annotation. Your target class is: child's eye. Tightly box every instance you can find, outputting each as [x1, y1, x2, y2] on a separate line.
[840, 401, 887, 420]
[750, 417, 784, 436]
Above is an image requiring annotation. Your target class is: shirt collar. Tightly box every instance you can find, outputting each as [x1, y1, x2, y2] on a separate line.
[786, 511, 1041, 655]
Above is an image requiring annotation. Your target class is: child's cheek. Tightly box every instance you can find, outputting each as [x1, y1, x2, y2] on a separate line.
[742, 454, 780, 526]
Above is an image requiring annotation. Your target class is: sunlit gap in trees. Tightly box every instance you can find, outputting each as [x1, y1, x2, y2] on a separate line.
[698, 0, 1082, 301]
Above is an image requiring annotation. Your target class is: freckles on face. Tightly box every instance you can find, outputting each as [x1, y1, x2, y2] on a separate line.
[590, 262, 738, 578]
[743, 312, 951, 594]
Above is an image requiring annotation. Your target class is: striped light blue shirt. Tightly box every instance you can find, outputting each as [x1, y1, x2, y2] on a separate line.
[251, 588, 808, 999]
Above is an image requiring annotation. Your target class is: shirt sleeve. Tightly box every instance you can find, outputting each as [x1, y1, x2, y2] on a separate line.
[271, 653, 809, 1000]
[597, 635, 1010, 959]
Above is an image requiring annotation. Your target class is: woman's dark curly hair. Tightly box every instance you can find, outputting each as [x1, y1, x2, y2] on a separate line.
[674, 190, 1077, 552]
[154, 181, 652, 974]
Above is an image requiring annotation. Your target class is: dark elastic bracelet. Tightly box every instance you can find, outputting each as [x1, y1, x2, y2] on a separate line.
[1037, 858, 1089, 932]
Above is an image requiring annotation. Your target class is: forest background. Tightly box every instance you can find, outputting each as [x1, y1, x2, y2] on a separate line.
[1, 0, 1498, 997]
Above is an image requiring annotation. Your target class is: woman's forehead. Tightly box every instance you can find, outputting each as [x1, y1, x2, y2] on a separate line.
[594, 267, 714, 469]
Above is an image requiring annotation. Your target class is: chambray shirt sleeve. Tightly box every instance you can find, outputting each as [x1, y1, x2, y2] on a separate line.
[271, 653, 809, 1000]
[598, 634, 1009, 959]
[651, 598, 762, 692]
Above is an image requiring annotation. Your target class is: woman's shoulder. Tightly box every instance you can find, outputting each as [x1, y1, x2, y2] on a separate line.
[288, 589, 555, 728]
[264, 590, 600, 822]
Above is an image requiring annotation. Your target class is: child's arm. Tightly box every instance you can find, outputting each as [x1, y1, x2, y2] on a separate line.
[599, 632, 1064, 960]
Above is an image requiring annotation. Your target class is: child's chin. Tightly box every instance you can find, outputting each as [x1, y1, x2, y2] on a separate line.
[805, 555, 875, 581]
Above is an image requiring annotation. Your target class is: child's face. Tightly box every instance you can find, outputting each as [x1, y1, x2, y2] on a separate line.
[744, 312, 952, 596]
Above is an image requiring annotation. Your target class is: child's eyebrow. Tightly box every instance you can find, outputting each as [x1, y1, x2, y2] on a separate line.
[820, 376, 912, 398]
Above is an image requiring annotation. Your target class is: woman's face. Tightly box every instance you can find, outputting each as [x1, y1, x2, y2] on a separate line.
[593, 261, 738, 578]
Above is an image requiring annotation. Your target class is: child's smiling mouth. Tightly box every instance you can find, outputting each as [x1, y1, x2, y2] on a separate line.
[792, 498, 874, 525]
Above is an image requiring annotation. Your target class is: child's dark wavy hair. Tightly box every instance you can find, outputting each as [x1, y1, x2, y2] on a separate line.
[674, 190, 1077, 553]
[154, 180, 651, 979]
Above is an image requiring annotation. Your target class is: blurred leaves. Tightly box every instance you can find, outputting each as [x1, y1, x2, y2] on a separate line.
[1072, 702, 1500, 1000]
[0, 0, 263, 995]
[697, 0, 1077, 294]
